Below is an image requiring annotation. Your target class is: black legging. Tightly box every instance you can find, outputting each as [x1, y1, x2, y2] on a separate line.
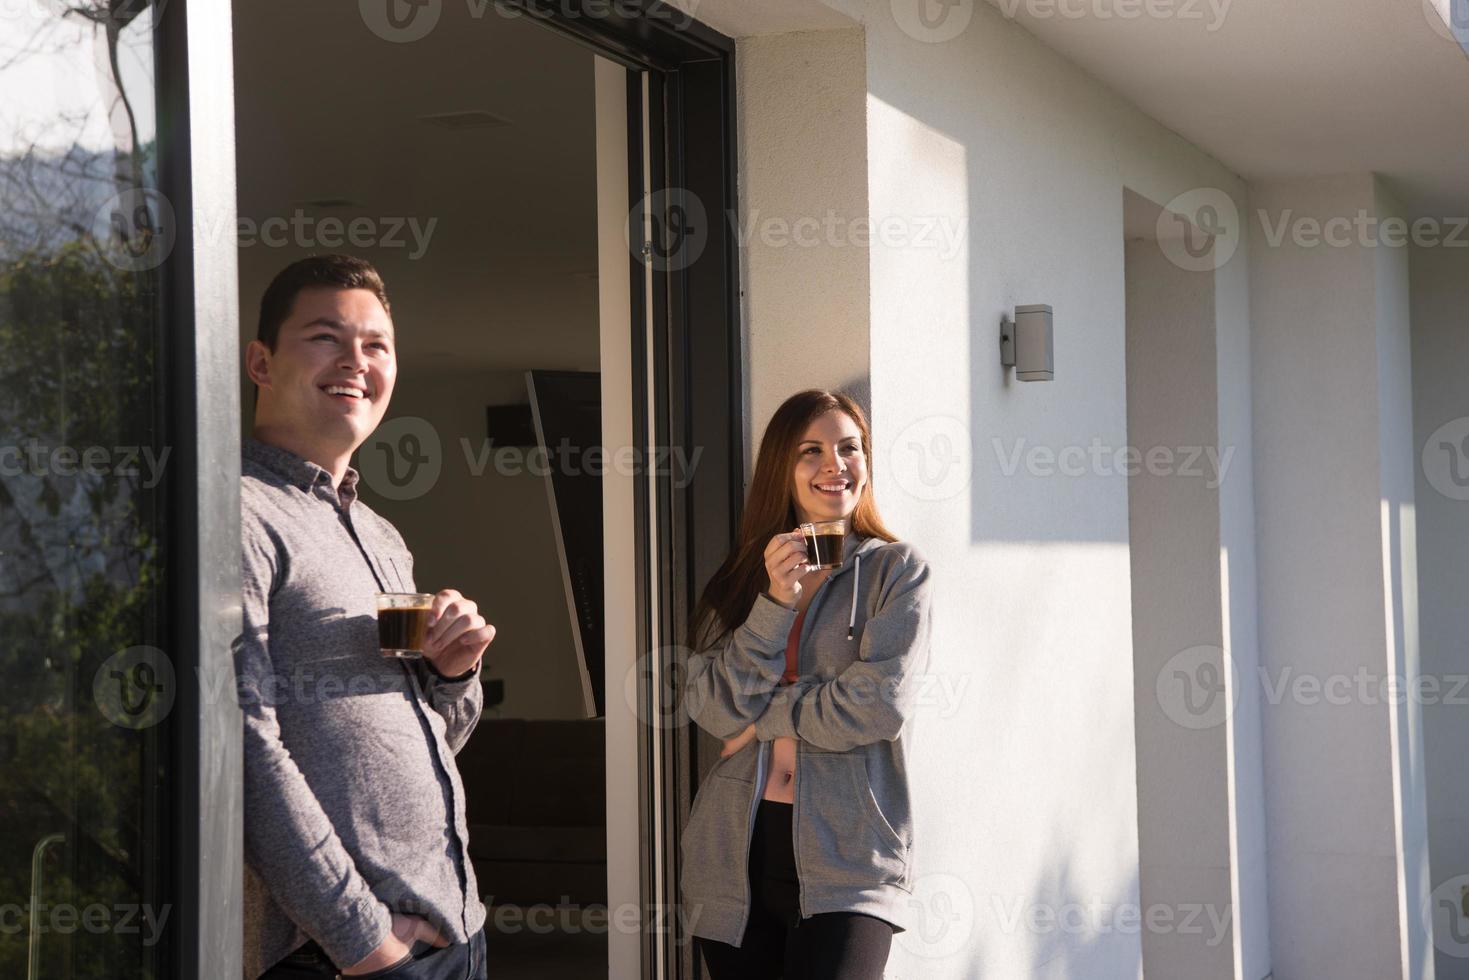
[696, 801, 894, 980]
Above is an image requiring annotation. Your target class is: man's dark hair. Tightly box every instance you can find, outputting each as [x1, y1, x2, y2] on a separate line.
[257, 254, 392, 351]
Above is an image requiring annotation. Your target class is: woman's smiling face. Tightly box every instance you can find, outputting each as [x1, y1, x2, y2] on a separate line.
[791, 409, 867, 525]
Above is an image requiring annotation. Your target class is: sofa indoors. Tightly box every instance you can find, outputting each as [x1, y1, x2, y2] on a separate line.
[458, 718, 607, 909]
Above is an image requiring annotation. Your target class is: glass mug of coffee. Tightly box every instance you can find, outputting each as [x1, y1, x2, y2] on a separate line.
[376, 592, 434, 658]
[799, 520, 846, 570]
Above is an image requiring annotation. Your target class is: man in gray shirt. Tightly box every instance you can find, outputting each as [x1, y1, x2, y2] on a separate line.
[237, 255, 495, 979]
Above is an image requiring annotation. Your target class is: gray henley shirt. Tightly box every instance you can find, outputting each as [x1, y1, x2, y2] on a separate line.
[237, 438, 486, 978]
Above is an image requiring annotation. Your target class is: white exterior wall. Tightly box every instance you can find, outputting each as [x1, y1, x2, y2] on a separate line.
[1409, 242, 1469, 980]
[857, 3, 1263, 975]
[717, 0, 1266, 975]
[855, 6, 1262, 972]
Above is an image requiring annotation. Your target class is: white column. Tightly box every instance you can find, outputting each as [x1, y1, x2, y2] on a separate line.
[1249, 174, 1431, 980]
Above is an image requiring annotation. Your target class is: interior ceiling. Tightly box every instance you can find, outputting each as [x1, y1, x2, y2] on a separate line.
[979, 0, 1469, 217]
[233, 1, 601, 373]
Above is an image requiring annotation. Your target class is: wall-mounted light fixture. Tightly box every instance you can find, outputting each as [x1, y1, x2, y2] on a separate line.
[1000, 304, 1054, 381]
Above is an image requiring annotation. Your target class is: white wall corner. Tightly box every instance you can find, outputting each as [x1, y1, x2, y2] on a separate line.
[734, 26, 872, 477]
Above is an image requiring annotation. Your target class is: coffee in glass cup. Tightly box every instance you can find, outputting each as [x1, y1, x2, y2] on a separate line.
[799, 520, 846, 570]
[376, 592, 434, 658]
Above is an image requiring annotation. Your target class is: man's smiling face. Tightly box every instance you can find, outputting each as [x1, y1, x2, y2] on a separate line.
[248, 286, 397, 456]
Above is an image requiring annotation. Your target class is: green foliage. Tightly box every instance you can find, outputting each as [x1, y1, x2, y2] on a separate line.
[0, 240, 167, 978]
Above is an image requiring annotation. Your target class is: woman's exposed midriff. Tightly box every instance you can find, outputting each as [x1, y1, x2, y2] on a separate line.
[762, 735, 798, 803]
[762, 571, 825, 802]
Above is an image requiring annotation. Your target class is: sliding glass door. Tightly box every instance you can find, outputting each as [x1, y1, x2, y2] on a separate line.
[0, 0, 240, 977]
[0, 3, 172, 976]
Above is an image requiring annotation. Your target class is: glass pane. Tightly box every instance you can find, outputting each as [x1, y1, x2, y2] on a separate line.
[0, 2, 170, 978]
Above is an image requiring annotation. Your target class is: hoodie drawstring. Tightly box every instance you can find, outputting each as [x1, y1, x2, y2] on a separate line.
[848, 554, 860, 640]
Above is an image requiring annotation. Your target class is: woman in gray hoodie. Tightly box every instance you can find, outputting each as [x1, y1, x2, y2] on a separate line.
[681, 389, 934, 979]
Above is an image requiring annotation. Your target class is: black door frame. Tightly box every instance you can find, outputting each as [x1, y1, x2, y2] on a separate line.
[156, 1, 244, 978]
[158, 0, 739, 976]
[499, 4, 741, 976]
[637, 44, 741, 980]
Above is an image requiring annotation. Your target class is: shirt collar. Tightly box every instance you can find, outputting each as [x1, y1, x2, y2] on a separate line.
[244, 437, 359, 497]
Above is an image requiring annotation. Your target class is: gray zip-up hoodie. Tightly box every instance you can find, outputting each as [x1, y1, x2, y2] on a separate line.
[681, 532, 933, 945]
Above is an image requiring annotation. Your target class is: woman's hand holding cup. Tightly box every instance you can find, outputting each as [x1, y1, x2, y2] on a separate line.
[763, 529, 809, 608]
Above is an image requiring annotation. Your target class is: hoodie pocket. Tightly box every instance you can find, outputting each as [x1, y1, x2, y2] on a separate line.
[851, 756, 905, 855]
[680, 771, 755, 904]
[798, 753, 908, 890]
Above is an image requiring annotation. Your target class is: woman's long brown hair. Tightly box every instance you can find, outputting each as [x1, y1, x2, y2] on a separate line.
[687, 389, 897, 651]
